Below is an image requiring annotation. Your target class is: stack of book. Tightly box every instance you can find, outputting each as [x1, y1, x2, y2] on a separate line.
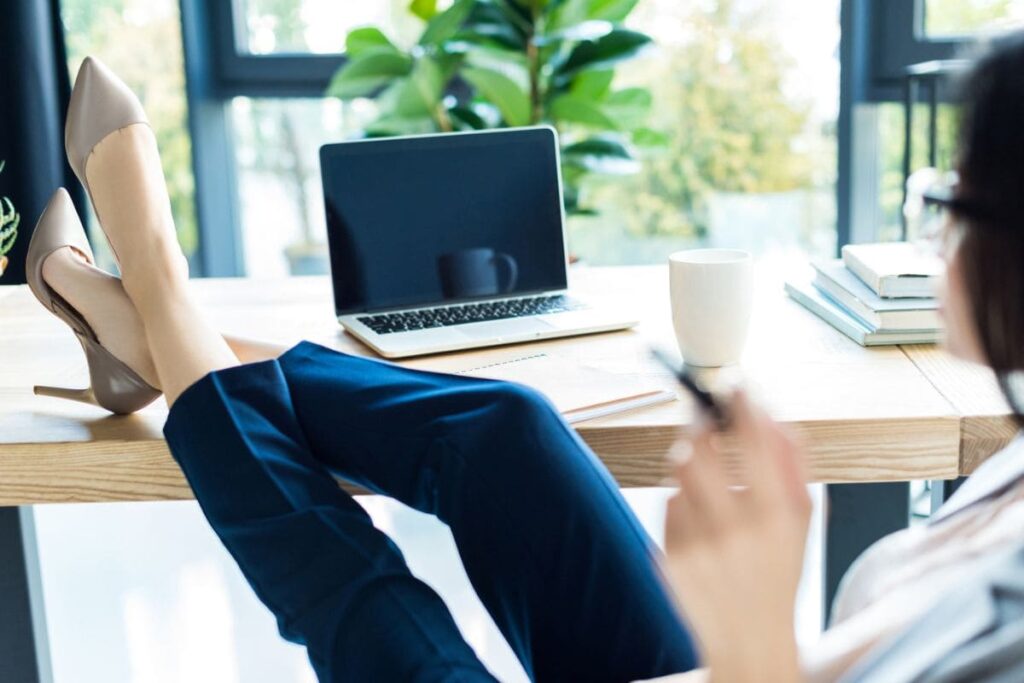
[785, 242, 944, 346]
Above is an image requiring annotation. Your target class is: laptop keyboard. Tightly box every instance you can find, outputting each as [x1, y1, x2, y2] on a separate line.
[357, 295, 587, 335]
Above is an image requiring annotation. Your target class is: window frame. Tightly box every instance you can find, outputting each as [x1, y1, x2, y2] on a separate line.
[866, 0, 962, 100]
[181, 0, 986, 274]
[179, 0, 346, 276]
[837, 0, 981, 249]
[207, 0, 345, 98]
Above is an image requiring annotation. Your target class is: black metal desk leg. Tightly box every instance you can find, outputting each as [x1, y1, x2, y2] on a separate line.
[0, 507, 52, 683]
[824, 482, 910, 625]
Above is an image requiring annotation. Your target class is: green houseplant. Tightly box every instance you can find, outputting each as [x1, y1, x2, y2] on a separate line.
[0, 162, 20, 278]
[326, 0, 661, 215]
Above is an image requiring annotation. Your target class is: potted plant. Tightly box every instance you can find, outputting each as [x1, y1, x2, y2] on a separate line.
[0, 162, 19, 278]
[326, 0, 662, 217]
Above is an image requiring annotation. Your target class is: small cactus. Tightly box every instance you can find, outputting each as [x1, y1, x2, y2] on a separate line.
[0, 161, 19, 277]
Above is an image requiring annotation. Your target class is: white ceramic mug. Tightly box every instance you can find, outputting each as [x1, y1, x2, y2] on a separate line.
[669, 249, 753, 367]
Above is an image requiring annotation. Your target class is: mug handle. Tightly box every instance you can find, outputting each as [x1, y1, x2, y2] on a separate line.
[494, 253, 519, 293]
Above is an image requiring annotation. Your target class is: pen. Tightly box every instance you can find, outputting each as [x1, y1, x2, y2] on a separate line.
[650, 347, 729, 429]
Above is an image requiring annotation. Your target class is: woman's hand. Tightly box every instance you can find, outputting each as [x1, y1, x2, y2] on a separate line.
[662, 390, 811, 683]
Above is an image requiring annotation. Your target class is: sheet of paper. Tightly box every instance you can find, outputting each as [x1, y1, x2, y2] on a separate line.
[458, 353, 670, 415]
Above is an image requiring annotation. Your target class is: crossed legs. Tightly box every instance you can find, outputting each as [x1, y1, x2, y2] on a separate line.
[66, 120, 697, 680]
[83, 124, 236, 403]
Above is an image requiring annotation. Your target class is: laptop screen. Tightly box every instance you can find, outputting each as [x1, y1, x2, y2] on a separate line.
[320, 127, 569, 315]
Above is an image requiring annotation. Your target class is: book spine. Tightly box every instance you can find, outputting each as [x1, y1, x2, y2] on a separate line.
[785, 282, 867, 346]
[876, 309, 942, 331]
[841, 250, 885, 297]
[788, 282, 942, 345]
[815, 288, 880, 330]
[812, 275, 881, 328]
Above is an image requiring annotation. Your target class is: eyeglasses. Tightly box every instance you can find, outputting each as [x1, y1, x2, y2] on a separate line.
[903, 167, 965, 255]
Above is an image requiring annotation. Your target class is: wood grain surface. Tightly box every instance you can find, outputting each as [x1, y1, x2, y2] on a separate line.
[903, 344, 1018, 474]
[0, 264, 1002, 506]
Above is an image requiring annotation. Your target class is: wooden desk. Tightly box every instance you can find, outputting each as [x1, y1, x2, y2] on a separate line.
[0, 264, 1017, 678]
[902, 344, 1018, 474]
[2, 265, 1009, 506]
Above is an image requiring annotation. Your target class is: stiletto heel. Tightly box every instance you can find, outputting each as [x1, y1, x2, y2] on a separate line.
[65, 56, 150, 264]
[25, 189, 160, 414]
[33, 385, 96, 405]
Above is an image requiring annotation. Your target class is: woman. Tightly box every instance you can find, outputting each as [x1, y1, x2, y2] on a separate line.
[656, 32, 1024, 682]
[23, 31, 1024, 681]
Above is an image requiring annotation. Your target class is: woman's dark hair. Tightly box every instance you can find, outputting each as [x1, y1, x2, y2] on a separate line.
[954, 31, 1024, 428]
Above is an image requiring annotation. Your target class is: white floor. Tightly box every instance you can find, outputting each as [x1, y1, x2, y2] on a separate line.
[33, 487, 824, 682]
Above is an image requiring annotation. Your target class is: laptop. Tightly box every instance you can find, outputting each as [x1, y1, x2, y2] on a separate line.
[319, 126, 637, 359]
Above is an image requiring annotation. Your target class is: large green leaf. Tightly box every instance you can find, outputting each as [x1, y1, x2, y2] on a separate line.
[550, 94, 617, 128]
[490, 0, 534, 32]
[548, 0, 639, 27]
[539, 19, 612, 44]
[605, 87, 650, 107]
[569, 69, 614, 99]
[381, 57, 447, 119]
[410, 0, 438, 20]
[410, 57, 447, 112]
[326, 49, 413, 99]
[631, 127, 670, 148]
[546, 0, 590, 32]
[554, 29, 652, 81]
[586, 0, 639, 22]
[602, 87, 651, 130]
[449, 105, 489, 130]
[462, 66, 531, 126]
[455, 25, 526, 51]
[420, 0, 475, 46]
[457, 2, 529, 50]
[345, 28, 399, 57]
[562, 136, 632, 158]
[463, 42, 529, 75]
[561, 136, 640, 174]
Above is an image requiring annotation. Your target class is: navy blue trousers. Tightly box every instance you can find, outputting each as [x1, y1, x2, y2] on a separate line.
[163, 341, 697, 682]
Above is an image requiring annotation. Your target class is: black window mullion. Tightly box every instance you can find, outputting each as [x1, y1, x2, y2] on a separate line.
[213, 54, 346, 98]
[180, 0, 245, 276]
[866, 0, 963, 102]
[207, 0, 344, 97]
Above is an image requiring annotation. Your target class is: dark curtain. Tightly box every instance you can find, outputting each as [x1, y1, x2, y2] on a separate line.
[0, 0, 84, 285]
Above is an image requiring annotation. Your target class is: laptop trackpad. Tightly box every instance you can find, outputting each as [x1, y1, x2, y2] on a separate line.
[457, 318, 554, 339]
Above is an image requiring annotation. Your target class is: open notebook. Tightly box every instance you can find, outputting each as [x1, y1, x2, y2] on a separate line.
[457, 353, 676, 424]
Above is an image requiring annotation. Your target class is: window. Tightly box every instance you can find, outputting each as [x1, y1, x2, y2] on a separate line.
[206, 0, 841, 275]
[569, 0, 840, 264]
[235, 0, 425, 54]
[869, 102, 960, 242]
[60, 0, 198, 270]
[230, 97, 379, 277]
[839, 0, 1024, 246]
[924, 0, 1024, 37]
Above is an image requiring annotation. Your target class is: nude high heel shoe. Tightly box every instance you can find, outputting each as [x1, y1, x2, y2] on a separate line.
[25, 189, 160, 414]
[65, 56, 149, 263]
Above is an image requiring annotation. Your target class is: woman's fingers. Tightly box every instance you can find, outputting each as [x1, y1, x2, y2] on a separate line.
[728, 390, 808, 512]
[763, 418, 811, 511]
[671, 427, 737, 537]
[728, 390, 782, 505]
[662, 393, 809, 681]
[667, 389, 811, 565]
